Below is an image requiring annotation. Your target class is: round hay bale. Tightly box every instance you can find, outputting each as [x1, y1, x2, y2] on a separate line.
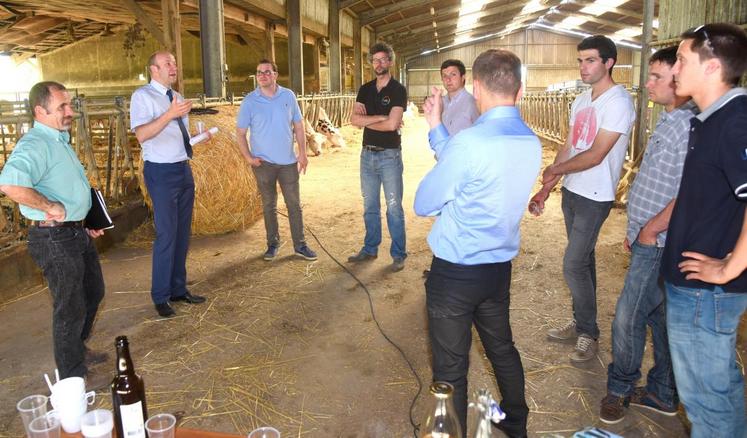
[138, 105, 262, 235]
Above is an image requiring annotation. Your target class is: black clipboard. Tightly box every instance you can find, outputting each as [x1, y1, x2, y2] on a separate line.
[84, 188, 114, 230]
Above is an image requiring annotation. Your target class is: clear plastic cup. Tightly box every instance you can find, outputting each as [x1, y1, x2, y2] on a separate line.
[145, 413, 176, 438]
[248, 426, 280, 438]
[80, 409, 113, 438]
[28, 411, 61, 438]
[17, 394, 48, 437]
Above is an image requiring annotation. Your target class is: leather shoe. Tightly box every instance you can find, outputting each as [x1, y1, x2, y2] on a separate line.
[84, 348, 109, 367]
[84, 371, 111, 391]
[170, 291, 206, 304]
[155, 302, 176, 317]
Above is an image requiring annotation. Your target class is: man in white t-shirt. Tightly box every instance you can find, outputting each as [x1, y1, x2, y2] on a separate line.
[529, 35, 636, 363]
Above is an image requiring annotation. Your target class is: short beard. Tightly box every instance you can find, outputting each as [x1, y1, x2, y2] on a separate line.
[375, 67, 389, 77]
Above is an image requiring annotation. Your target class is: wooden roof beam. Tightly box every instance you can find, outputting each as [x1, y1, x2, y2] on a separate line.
[226, 0, 284, 21]
[567, 0, 643, 21]
[359, 0, 425, 26]
[121, 0, 165, 45]
[340, 0, 366, 9]
[546, 10, 657, 36]
[382, 0, 548, 43]
[375, 6, 460, 37]
[398, 10, 547, 59]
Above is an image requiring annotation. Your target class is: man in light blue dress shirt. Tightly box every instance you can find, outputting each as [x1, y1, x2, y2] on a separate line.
[415, 49, 541, 438]
[440, 59, 480, 136]
[0, 81, 107, 383]
[130, 51, 206, 318]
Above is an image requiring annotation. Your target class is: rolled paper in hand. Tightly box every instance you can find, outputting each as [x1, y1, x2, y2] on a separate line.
[189, 127, 219, 146]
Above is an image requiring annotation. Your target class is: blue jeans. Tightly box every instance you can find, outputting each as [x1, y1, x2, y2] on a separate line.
[359, 148, 406, 259]
[561, 187, 612, 339]
[27, 226, 105, 378]
[666, 282, 747, 438]
[144, 161, 194, 304]
[426, 257, 528, 438]
[607, 241, 676, 406]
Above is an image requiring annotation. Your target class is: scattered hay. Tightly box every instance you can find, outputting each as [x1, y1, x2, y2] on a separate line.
[137, 106, 262, 235]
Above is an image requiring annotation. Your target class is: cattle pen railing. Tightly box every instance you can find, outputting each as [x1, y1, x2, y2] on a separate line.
[0, 92, 357, 247]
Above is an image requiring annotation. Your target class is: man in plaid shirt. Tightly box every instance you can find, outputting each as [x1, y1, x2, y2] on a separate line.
[599, 46, 697, 424]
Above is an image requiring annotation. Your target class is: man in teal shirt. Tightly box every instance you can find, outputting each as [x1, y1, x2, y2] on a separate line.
[0, 81, 107, 383]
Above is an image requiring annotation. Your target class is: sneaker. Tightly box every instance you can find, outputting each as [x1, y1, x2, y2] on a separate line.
[347, 250, 377, 263]
[547, 319, 577, 343]
[295, 245, 318, 261]
[599, 394, 628, 424]
[630, 387, 678, 416]
[569, 334, 597, 363]
[391, 257, 405, 272]
[263, 245, 279, 261]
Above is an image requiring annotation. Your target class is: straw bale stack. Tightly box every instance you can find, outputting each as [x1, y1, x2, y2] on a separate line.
[138, 105, 262, 235]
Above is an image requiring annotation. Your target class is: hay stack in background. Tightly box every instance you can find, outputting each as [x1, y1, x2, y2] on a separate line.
[138, 105, 262, 235]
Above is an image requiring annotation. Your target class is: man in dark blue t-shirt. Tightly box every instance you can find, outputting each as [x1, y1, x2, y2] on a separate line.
[349, 42, 408, 272]
[661, 23, 747, 437]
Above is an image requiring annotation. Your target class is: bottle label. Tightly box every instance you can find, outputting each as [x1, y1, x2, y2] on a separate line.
[119, 401, 146, 438]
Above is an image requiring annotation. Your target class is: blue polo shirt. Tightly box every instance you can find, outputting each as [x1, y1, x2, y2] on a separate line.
[662, 88, 747, 292]
[414, 106, 541, 265]
[236, 86, 303, 165]
[0, 122, 91, 220]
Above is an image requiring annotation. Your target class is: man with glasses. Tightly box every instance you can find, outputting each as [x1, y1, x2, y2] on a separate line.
[236, 59, 317, 262]
[440, 59, 479, 136]
[660, 23, 747, 437]
[131, 51, 207, 318]
[529, 35, 635, 363]
[349, 42, 408, 272]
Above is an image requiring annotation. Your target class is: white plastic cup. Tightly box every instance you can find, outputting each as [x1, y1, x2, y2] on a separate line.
[196, 121, 205, 134]
[248, 427, 280, 438]
[80, 409, 113, 438]
[17, 394, 49, 437]
[28, 411, 61, 438]
[145, 413, 176, 438]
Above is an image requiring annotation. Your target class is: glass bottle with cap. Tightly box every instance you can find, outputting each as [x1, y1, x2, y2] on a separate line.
[111, 336, 148, 438]
[419, 381, 463, 438]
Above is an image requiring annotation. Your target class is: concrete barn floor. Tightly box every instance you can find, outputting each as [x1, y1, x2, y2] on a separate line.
[0, 116, 714, 437]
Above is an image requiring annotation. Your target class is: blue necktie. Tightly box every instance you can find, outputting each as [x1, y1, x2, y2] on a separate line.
[166, 89, 193, 159]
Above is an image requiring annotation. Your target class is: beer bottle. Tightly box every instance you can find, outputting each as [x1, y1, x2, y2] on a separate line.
[111, 336, 148, 438]
[419, 382, 462, 438]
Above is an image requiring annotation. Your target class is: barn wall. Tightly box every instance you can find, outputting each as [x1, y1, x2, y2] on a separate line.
[39, 16, 361, 98]
[405, 28, 638, 102]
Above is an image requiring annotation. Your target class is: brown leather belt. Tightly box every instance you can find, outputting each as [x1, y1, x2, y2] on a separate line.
[31, 220, 84, 228]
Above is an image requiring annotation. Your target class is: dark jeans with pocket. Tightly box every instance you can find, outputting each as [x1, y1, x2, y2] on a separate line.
[27, 226, 105, 378]
[252, 161, 307, 249]
[426, 256, 528, 437]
